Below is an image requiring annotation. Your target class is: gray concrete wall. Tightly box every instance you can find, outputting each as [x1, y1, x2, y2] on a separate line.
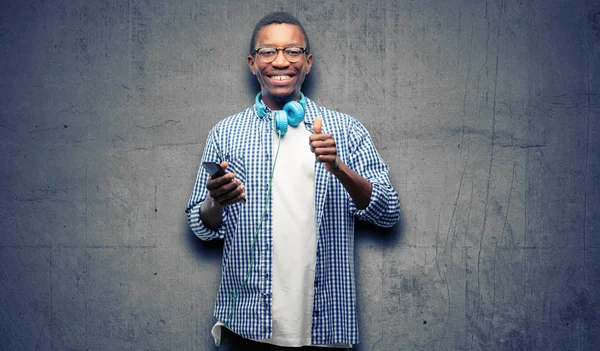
[1, 0, 598, 350]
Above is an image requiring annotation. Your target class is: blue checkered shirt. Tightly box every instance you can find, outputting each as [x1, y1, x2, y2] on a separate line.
[185, 97, 400, 345]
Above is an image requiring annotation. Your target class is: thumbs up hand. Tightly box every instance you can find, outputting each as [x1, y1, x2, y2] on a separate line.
[309, 117, 339, 173]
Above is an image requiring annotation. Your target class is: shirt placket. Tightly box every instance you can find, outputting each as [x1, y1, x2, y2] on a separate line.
[311, 112, 329, 342]
[262, 111, 274, 336]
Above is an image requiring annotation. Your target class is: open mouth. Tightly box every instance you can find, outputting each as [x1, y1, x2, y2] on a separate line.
[267, 74, 296, 83]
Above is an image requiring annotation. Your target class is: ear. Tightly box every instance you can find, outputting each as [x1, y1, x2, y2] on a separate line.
[305, 53, 313, 75]
[248, 55, 256, 75]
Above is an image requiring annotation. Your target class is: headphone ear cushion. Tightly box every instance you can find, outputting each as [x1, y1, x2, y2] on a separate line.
[274, 110, 289, 136]
[283, 101, 304, 127]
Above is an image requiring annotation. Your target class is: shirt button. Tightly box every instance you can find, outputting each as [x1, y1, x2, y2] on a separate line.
[313, 310, 319, 316]
[314, 280, 319, 286]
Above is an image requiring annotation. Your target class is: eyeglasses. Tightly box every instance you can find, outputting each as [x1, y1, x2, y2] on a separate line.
[254, 46, 307, 63]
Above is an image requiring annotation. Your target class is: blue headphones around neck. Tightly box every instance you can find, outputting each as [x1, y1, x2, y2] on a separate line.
[255, 91, 307, 136]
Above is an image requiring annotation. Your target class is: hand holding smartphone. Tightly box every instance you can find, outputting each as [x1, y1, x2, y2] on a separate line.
[203, 161, 246, 207]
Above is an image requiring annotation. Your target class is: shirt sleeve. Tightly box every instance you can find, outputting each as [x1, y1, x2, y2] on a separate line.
[185, 127, 230, 240]
[346, 118, 400, 228]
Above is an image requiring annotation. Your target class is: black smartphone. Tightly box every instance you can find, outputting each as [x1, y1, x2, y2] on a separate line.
[202, 162, 226, 179]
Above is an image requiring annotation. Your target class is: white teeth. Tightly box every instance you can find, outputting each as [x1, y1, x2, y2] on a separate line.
[271, 75, 291, 81]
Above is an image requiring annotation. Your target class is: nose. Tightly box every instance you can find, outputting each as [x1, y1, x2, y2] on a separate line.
[271, 49, 290, 68]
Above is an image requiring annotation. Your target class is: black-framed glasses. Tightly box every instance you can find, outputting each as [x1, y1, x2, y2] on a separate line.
[254, 46, 307, 63]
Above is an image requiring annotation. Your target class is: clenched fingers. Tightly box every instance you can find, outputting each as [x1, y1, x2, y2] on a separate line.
[206, 172, 235, 190]
[206, 173, 246, 207]
[214, 184, 246, 207]
[309, 134, 336, 151]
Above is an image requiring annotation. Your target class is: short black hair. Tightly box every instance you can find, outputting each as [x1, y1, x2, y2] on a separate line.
[249, 11, 310, 56]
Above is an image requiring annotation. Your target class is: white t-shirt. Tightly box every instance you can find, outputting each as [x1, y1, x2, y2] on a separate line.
[262, 120, 318, 346]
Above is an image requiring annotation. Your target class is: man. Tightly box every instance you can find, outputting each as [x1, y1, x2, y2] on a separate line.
[186, 11, 400, 350]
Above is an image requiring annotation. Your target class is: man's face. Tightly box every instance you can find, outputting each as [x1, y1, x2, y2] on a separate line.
[248, 23, 312, 106]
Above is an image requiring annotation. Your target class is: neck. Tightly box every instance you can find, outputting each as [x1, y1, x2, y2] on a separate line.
[262, 91, 300, 110]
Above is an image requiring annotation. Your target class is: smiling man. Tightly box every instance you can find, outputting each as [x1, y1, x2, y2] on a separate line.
[186, 11, 400, 350]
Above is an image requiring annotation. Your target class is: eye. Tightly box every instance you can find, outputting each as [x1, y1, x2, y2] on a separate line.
[285, 48, 303, 56]
[258, 48, 276, 56]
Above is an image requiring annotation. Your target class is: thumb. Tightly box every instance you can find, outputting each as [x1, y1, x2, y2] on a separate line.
[313, 117, 322, 134]
[220, 161, 228, 170]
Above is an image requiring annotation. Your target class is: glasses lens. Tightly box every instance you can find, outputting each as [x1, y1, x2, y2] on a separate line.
[284, 47, 304, 62]
[257, 48, 277, 63]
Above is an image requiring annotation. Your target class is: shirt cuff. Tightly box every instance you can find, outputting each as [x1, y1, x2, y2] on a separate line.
[350, 180, 399, 228]
[186, 201, 228, 240]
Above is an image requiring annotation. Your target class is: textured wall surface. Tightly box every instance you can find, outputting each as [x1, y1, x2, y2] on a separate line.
[1, 0, 599, 350]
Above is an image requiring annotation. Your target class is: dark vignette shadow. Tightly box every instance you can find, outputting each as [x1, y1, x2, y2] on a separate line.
[184, 225, 221, 350]
[353, 200, 405, 351]
[354, 207, 405, 246]
[185, 226, 223, 262]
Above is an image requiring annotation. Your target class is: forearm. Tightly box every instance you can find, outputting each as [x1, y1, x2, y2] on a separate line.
[200, 196, 224, 231]
[332, 158, 373, 209]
